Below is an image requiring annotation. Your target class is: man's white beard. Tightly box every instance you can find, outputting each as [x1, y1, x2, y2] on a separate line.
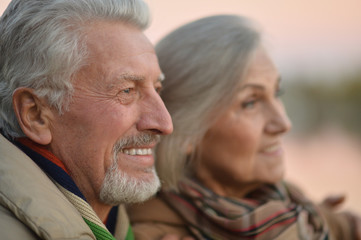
[99, 159, 160, 205]
[99, 133, 161, 205]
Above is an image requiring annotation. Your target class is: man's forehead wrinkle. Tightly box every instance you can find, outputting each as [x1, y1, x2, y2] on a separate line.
[111, 50, 156, 61]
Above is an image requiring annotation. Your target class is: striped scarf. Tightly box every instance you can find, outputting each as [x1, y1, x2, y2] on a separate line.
[161, 178, 330, 240]
[15, 138, 134, 240]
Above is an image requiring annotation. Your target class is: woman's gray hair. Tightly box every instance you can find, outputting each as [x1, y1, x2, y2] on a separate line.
[155, 15, 261, 191]
[0, 0, 150, 138]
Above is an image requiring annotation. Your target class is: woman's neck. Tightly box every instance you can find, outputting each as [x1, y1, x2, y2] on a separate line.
[195, 170, 263, 199]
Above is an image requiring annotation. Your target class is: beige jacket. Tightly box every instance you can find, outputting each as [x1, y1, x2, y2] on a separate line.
[0, 134, 130, 240]
[128, 197, 191, 240]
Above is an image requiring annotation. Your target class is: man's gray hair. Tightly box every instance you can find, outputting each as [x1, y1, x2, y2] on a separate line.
[0, 0, 150, 138]
[155, 15, 261, 191]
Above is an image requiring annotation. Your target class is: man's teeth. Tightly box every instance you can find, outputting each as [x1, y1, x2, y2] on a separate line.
[122, 148, 152, 155]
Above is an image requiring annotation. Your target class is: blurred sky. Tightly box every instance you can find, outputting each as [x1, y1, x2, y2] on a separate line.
[143, 0, 361, 81]
[1, 0, 361, 80]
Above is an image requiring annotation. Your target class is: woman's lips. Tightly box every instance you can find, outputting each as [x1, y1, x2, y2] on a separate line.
[260, 144, 283, 156]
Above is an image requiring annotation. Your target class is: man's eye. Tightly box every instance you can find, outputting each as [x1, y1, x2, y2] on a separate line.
[122, 88, 132, 94]
[155, 86, 163, 94]
[117, 88, 136, 104]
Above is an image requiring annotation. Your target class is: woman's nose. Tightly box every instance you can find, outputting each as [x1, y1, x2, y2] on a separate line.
[265, 101, 292, 135]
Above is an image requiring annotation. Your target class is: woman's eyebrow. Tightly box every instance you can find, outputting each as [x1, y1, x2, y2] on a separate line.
[238, 83, 265, 91]
[238, 77, 281, 91]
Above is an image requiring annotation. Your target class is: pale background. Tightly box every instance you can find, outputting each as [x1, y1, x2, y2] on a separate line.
[1, 0, 361, 214]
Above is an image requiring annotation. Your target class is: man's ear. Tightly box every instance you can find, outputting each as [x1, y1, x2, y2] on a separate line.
[12, 87, 53, 145]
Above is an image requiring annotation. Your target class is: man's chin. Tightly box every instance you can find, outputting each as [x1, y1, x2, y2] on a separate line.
[99, 169, 161, 205]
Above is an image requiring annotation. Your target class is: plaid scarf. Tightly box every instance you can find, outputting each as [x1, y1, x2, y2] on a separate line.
[161, 178, 330, 240]
[14, 138, 134, 240]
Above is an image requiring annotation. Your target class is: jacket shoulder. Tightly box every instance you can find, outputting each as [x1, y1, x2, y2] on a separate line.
[128, 196, 191, 240]
[0, 135, 95, 239]
[0, 204, 38, 240]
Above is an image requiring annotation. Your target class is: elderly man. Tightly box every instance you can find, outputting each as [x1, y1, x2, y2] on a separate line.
[0, 0, 173, 239]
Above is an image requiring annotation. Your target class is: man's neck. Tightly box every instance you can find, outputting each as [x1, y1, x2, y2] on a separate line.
[91, 201, 113, 223]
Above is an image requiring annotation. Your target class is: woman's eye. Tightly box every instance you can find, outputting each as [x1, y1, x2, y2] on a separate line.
[275, 88, 285, 98]
[241, 100, 257, 109]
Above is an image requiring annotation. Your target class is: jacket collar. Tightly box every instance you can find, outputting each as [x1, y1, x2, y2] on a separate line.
[0, 134, 95, 239]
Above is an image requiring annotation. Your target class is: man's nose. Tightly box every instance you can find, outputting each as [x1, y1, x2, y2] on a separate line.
[137, 91, 173, 135]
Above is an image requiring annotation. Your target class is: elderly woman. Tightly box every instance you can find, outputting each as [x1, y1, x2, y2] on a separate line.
[128, 15, 360, 239]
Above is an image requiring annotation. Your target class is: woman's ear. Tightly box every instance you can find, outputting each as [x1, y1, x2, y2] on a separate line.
[186, 144, 194, 155]
[185, 139, 196, 155]
[12, 87, 53, 145]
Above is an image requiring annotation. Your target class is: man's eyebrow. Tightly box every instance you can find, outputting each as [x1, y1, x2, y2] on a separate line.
[106, 74, 145, 90]
[158, 73, 165, 82]
[116, 73, 165, 83]
[117, 73, 145, 81]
